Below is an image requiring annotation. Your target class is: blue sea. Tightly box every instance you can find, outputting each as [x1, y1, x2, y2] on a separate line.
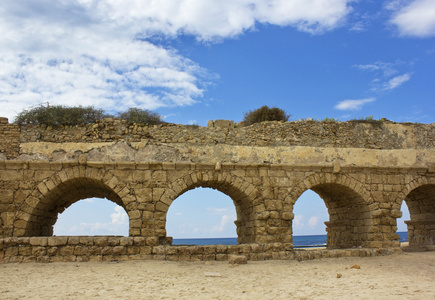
[173, 231, 409, 247]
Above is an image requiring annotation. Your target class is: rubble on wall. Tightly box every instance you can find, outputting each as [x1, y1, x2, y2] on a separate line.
[1, 118, 435, 159]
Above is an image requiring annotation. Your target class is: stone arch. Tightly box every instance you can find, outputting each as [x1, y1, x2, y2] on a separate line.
[14, 166, 137, 237]
[157, 170, 261, 244]
[285, 173, 373, 248]
[398, 176, 435, 246]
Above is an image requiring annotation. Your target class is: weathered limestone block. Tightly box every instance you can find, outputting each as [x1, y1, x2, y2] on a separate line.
[60, 246, 74, 256]
[89, 246, 101, 255]
[146, 237, 159, 246]
[47, 247, 58, 256]
[18, 246, 32, 256]
[74, 246, 88, 256]
[120, 237, 133, 246]
[112, 246, 126, 255]
[67, 236, 80, 245]
[48, 237, 68, 246]
[229, 255, 248, 264]
[101, 246, 113, 256]
[29, 237, 48, 246]
[107, 237, 121, 246]
[79, 237, 95, 246]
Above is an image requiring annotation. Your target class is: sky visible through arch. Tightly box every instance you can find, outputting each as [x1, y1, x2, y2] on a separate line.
[1, 1, 432, 237]
[54, 188, 411, 238]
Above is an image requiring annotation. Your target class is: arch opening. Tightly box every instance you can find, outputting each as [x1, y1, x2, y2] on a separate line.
[395, 200, 410, 244]
[22, 178, 126, 236]
[294, 183, 371, 249]
[403, 184, 435, 246]
[292, 189, 328, 247]
[166, 187, 237, 245]
[54, 197, 129, 236]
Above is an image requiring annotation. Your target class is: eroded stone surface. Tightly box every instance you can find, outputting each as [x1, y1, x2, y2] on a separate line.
[0, 118, 434, 262]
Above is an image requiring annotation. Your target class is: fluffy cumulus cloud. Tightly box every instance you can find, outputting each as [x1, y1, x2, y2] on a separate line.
[388, 0, 435, 37]
[111, 206, 129, 225]
[335, 98, 375, 111]
[55, 204, 129, 236]
[0, 0, 352, 121]
[208, 207, 236, 234]
[96, 0, 351, 38]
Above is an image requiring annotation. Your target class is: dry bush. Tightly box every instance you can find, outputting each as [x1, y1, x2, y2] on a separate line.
[243, 105, 290, 125]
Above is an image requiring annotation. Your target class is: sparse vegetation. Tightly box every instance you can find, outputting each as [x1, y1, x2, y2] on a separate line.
[117, 108, 164, 125]
[14, 103, 391, 128]
[322, 117, 340, 122]
[14, 103, 164, 126]
[348, 116, 384, 125]
[243, 105, 290, 125]
[14, 103, 108, 126]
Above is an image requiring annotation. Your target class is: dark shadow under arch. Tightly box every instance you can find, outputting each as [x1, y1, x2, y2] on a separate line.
[403, 184, 435, 246]
[294, 183, 372, 249]
[404, 184, 435, 222]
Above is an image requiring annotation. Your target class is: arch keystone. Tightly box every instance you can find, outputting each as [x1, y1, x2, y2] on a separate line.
[78, 154, 88, 165]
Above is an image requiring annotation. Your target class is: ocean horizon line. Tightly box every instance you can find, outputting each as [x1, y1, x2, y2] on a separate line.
[172, 232, 409, 246]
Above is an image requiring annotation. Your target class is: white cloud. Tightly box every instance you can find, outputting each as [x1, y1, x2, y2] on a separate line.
[335, 98, 375, 111]
[384, 73, 411, 90]
[388, 0, 435, 37]
[0, 45, 204, 121]
[211, 214, 231, 233]
[308, 216, 319, 228]
[70, 205, 128, 234]
[354, 62, 398, 77]
[57, 205, 128, 235]
[0, 1, 352, 121]
[293, 215, 304, 228]
[111, 206, 129, 225]
[96, 0, 352, 39]
[354, 61, 412, 92]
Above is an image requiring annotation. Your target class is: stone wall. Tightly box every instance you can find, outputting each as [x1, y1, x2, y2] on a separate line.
[0, 236, 400, 263]
[4, 118, 435, 156]
[0, 118, 20, 160]
[1, 160, 433, 247]
[0, 117, 434, 263]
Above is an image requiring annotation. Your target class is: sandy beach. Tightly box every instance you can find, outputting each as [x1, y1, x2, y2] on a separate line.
[0, 250, 434, 299]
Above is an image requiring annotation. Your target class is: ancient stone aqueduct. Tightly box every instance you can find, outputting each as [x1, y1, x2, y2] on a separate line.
[0, 117, 434, 262]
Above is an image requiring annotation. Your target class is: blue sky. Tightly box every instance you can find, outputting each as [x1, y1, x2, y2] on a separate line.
[1, 1, 432, 237]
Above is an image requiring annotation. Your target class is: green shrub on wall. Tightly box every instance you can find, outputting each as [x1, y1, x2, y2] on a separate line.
[14, 103, 108, 126]
[243, 105, 290, 125]
[14, 104, 165, 126]
[117, 108, 164, 125]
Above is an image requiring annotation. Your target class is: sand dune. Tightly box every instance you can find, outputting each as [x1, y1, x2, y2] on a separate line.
[1, 251, 434, 299]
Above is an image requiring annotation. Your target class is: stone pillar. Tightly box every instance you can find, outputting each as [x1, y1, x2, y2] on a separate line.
[0, 117, 20, 159]
[405, 220, 435, 246]
[325, 221, 352, 249]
